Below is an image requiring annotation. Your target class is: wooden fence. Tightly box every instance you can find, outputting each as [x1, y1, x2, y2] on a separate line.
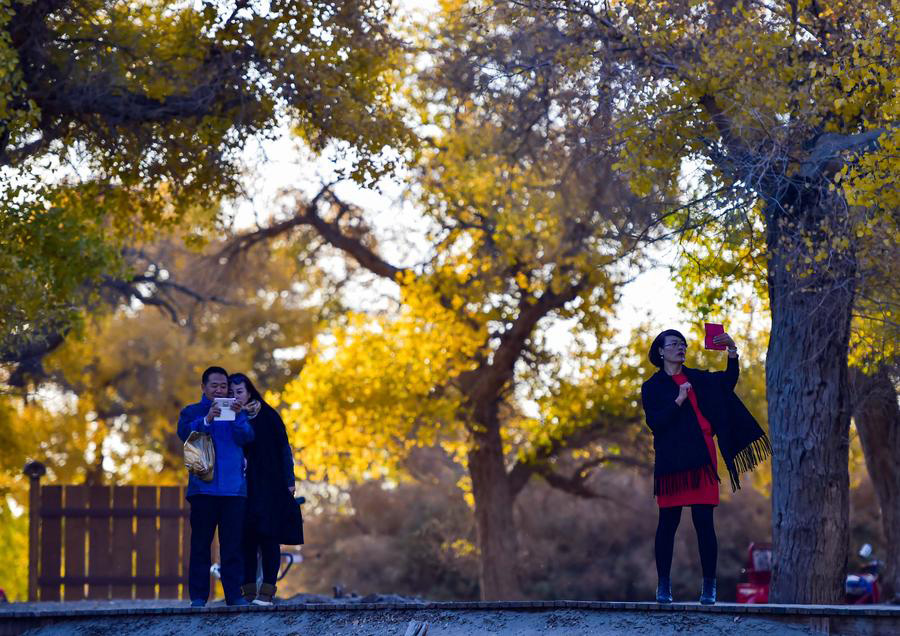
[25, 461, 198, 601]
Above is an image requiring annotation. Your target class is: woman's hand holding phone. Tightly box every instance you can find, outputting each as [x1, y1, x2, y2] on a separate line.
[712, 333, 736, 348]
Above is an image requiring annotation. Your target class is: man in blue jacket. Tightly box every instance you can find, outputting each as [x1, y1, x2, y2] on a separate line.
[177, 366, 255, 607]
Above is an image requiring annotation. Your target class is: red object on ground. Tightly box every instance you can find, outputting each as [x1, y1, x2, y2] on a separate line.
[736, 542, 772, 604]
[657, 373, 720, 508]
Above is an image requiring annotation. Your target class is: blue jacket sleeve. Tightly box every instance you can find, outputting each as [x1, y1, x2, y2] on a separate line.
[713, 355, 740, 392]
[177, 409, 210, 442]
[231, 413, 255, 446]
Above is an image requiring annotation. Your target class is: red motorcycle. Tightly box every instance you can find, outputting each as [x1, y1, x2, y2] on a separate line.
[845, 543, 882, 604]
[736, 542, 771, 604]
[736, 542, 882, 604]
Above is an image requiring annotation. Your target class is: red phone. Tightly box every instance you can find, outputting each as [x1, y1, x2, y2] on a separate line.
[704, 322, 726, 350]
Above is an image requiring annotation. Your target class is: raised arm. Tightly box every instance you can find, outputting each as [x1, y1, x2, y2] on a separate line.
[710, 332, 740, 391]
[714, 354, 740, 392]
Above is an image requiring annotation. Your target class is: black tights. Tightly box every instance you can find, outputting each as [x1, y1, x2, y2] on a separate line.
[655, 505, 717, 580]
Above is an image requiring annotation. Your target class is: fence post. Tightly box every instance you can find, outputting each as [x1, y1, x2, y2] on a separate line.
[23, 461, 47, 602]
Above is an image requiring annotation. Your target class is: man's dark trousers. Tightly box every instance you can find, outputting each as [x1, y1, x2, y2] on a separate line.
[188, 495, 246, 603]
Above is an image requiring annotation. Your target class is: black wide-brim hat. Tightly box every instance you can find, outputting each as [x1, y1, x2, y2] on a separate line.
[649, 329, 687, 368]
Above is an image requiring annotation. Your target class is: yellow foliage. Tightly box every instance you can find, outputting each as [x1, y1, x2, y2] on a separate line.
[282, 279, 486, 485]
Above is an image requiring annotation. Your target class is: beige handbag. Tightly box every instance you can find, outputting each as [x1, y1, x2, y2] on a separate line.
[184, 431, 215, 482]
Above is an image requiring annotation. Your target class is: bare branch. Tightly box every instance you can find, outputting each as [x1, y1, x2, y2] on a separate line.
[304, 190, 406, 281]
[215, 186, 334, 263]
[507, 412, 645, 497]
[798, 129, 888, 179]
[462, 276, 587, 408]
[531, 454, 649, 503]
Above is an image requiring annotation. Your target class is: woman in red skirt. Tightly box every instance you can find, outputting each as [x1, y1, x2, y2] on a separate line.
[641, 329, 770, 604]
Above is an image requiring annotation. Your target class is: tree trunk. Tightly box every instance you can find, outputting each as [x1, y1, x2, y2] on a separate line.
[851, 366, 900, 603]
[765, 198, 855, 604]
[467, 402, 522, 600]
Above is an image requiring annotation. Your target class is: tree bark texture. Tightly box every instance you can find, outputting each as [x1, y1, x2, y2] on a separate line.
[467, 402, 522, 600]
[765, 198, 856, 604]
[851, 367, 900, 603]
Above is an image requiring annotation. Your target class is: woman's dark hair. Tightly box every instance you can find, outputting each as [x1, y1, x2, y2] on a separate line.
[649, 329, 688, 368]
[228, 372, 265, 405]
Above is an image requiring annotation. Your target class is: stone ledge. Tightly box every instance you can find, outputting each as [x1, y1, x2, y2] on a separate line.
[2, 600, 900, 619]
[2, 602, 900, 636]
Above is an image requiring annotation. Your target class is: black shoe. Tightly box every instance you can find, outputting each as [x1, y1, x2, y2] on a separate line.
[656, 577, 673, 603]
[700, 578, 717, 605]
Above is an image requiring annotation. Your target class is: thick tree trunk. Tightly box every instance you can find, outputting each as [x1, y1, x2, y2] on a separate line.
[467, 403, 522, 600]
[851, 366, 900, 603]
[765, 199, 855, 604]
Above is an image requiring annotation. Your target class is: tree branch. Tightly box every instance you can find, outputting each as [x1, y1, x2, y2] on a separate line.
[304, 190, 406, 281]
[507, 411, 645, 497]
[798, 129, 888, 179]
[0, 327, 67, 387]
[463, 275, 587, 407]
[531, 454, 649, 501]
[535, 465, 601, 498]
[215, 186, 333, 263]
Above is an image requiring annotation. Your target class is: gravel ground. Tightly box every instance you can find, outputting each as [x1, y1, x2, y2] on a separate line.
[1, 600, 183, 612]
[5, 607, 826, 636]
[0, 593, 418, 613]
[7, 599, 887, 636]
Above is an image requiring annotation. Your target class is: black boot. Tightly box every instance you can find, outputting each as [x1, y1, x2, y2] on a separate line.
[240, 582, 256, 603]
[253, 582, 276, 606]
[700, 578, 716, 605]
[656, 577, 673, 603]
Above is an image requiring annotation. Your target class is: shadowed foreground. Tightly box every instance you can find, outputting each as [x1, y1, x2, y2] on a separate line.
[3, 601, 900, 636]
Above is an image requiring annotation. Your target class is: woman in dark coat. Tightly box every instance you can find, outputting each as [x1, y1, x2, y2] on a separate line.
[229, 373, 303, 605]
[641, 329, 770, 605]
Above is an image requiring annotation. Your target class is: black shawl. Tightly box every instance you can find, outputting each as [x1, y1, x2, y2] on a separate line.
[640, 356, 770, 496]
[244, 403, 303, 545]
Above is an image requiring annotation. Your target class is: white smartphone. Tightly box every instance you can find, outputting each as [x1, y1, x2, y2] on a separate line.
[213, 397, 236, 421]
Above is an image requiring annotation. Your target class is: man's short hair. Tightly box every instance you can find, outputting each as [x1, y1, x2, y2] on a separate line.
[201, 366, 229, 385]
